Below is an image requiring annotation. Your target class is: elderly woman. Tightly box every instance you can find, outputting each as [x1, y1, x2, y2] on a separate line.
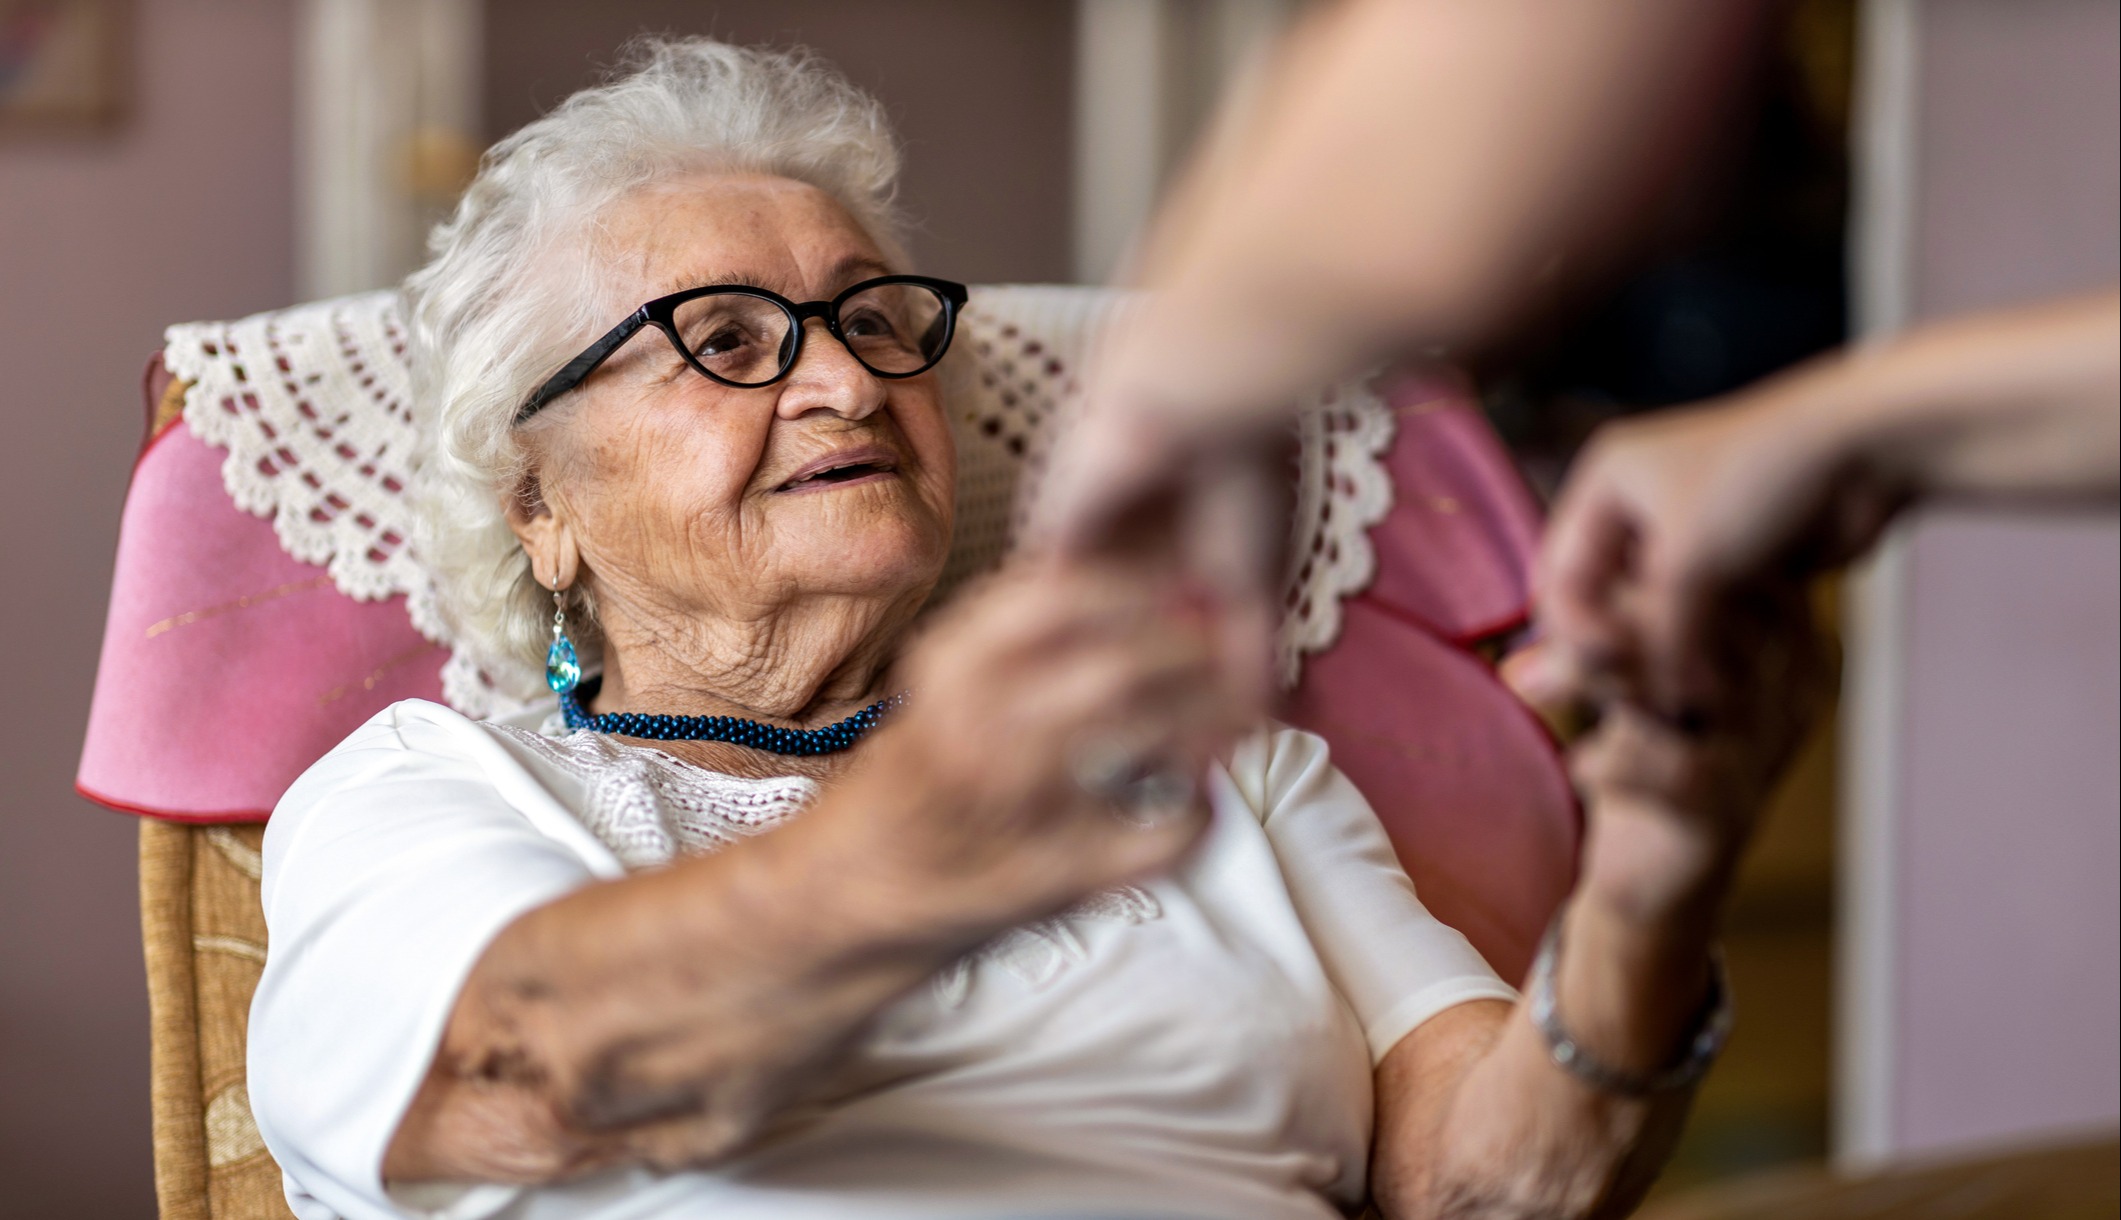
[249, 38, 1815, 1220]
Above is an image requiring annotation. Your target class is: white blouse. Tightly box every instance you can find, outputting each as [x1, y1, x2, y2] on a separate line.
[249, 699, 1515, 1220]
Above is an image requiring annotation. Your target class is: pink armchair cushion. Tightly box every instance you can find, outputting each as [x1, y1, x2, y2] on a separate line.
[1364, 371, 1544, 644]
[1283, 597, 1574, 983]
[76, 358, 443, 821]
[1281, 374, 1574, 981]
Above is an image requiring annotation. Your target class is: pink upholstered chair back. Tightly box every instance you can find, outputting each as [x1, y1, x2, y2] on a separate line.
[79, 288, 1574, 982]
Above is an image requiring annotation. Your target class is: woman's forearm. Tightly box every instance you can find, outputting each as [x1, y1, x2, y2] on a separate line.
[383, 786, 990, 1183]
[1829, 288, 2121, 504]
[1373, 770, 1757, 1218]
[1373, 878, 1713, 1217]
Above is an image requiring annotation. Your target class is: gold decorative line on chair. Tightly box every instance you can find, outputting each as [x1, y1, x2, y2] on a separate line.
[315, 641, 446, 707]
[145, 575, 337, 638]
[1395, 391, 1454, 417]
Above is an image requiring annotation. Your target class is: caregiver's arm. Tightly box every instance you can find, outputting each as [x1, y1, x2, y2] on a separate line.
[1038, 0, 1765, 551]
[384, 567, 1237, 1181]
[1370, 599, 1826, 1218]
[1541, 288, 2121, 716]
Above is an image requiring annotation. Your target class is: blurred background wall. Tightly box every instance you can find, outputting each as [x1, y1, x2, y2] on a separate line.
[1839, 0, 2120, 1165]
[0, 1, 294, 1213]
[479, 1, 1077, 287]
[298, 0, 1082, 302]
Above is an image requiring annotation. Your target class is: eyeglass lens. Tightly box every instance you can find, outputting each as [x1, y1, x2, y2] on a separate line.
[670, 282, 951, 387]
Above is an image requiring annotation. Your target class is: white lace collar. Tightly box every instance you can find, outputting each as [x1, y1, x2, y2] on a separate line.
[491, 719, 1163, 1001]
[492, 718, 819, 869]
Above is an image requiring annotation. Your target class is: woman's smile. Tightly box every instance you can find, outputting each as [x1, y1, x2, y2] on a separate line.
[773, 441, 902, 494]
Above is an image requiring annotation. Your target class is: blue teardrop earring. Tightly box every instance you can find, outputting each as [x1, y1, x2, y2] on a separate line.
[545, 579, 581, 695]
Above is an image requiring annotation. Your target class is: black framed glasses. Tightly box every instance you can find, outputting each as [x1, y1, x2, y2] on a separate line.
[516, 274, 970, 423]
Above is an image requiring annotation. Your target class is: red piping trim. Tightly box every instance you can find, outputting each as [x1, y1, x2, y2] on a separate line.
[133, 411, 185, 468]
[1454, 605, 1532, 647]
[130, 354, 188, 479]
[75, 780, 272, 826]
[1360, 593, 1529, 655]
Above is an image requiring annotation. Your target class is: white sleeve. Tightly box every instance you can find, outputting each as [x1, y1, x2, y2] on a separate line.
[1238, 727, 1518, 1064]
[248, 702, 600, 1220]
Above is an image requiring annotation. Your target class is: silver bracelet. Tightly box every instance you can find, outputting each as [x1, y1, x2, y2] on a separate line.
[1527, 914, 1733, 1097]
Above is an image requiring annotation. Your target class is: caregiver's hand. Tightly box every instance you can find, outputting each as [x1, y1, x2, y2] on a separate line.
[1534, 391, 1888, 720]
[1539, 289, 2120, 717]
[1034, 0, 1756, 576]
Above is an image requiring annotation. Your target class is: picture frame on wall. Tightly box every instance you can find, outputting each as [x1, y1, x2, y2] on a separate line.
[0, 0, 130, 132]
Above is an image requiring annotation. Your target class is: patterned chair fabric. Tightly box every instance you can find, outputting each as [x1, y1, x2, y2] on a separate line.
[140, 819, 295, 1220]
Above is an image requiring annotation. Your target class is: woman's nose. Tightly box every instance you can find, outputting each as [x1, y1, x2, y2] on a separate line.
[774, 319, 886, 422]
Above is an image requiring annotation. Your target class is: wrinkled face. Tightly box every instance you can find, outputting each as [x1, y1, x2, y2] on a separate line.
[519, 172, 956, 653]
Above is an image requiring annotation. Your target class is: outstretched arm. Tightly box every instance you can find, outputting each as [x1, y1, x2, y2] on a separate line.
[1539, 287, 2120, 716]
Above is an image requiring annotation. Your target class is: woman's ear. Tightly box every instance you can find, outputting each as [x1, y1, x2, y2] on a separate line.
[504, 470, 582, 591]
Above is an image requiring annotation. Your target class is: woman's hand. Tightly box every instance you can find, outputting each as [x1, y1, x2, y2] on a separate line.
[840, 561, 1252, 934]
[1566, 585, 1831, 924]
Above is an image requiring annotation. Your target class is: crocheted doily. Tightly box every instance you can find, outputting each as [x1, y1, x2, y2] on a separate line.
[165, 287, 1395, 716]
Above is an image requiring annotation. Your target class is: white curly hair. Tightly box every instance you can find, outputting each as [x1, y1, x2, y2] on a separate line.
[404, 37, 909, 696]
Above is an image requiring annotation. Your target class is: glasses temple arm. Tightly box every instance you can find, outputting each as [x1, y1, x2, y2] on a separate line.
[515, 307, 653, 423]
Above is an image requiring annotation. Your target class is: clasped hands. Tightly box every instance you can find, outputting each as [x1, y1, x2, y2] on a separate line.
[871, 377, 1851, 949]
[1015, 382, 1846, 940]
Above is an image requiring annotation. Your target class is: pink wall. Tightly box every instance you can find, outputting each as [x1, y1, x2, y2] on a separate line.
[482, 0, 1076, 284]
[0, 0, 295, 1211]
[1887, 0, 2120, 1159]
[1910, 0, 2121, 319]
[1894, 512, 2120, 1153]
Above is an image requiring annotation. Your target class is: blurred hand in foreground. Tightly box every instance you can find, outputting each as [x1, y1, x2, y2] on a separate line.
[1032, 0, 1760, 584]
[877, 559, 1258, 924]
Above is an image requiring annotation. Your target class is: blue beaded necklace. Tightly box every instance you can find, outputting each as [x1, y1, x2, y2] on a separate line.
[559, 678, 907, 756]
